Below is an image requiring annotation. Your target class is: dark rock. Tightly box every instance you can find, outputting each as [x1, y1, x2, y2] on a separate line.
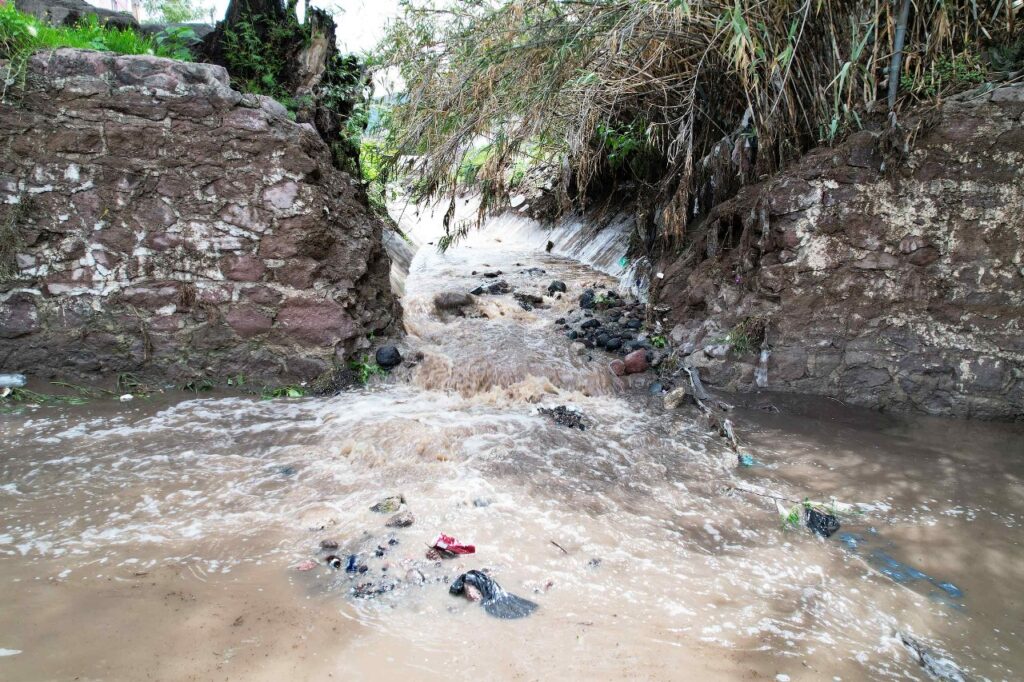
[538, 405, 587, 430]
[579, 289, 596, 309]
[548, 280, 567, 294]
[581, 319, 601, 330]
[514, 292, 545, 310]
[625, 319, 642, 330]
[319, 539, 339, 551]
[486, 280, 512, 295]
[375, 345, 402, 370]
[604, 337, 623, 351]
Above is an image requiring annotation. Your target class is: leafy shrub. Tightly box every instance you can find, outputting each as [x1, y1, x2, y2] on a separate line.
[901, 51, 987, 97]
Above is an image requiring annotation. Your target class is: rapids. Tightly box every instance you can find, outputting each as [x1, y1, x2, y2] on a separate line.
[1, 202, 1022, 681]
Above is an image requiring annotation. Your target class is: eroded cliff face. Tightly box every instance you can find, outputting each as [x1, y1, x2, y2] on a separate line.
[654, 84, 1023, 420]
[0, 49, 397, 386]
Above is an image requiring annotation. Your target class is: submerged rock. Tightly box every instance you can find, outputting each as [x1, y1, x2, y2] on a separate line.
[370, 495, 405, 513]
[385, 510, 415, 528]
[538, 405, 587, 430]
[514, 292, 545, 310]
[434, 292, 474, 311]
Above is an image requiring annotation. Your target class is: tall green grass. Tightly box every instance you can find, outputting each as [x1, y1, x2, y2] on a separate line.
[1, 4, 194, 100]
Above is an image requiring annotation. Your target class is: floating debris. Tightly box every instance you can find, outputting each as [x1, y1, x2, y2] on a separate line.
[450, 570, 538, 619]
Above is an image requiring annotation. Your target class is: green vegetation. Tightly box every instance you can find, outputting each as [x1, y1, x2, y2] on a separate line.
[348, 355, 386, 385]
[1, 387, 89, 406]
[260, 385, 306, 399]
[651, 335, 668, 349]
[376, 0, 1019, 248]
[142, 0, 207, 24]
[0, 5, 196, 101]
[901, 51, 987, 98]
[0, 197, 28, 282]
[221, 13, 302, 105]
[715, 316, 769, 356]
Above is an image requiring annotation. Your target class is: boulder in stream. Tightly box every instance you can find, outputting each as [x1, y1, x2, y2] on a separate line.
[624, 349, 650, 374]
[434, 292, 474, 311]
[375, 345, 403, 370]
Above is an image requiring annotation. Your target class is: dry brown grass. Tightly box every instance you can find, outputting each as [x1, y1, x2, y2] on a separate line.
[378, 0, 1021, 246]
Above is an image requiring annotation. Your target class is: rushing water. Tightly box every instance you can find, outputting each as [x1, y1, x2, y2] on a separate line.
[2, 205, 1023, 681]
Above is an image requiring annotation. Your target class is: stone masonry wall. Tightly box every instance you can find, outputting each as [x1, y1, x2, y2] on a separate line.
[654, 83, 1023, 420]
[0, 49, 397, 386]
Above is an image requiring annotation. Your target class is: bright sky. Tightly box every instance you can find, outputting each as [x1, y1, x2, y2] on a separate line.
[201, 0, 401, 54]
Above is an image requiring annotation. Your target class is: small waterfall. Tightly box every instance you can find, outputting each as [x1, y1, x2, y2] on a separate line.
[754, 340, 770, 388]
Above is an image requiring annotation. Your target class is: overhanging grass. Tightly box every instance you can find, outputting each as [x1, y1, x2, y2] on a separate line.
[1, 4, 193, 101]
[377, 1, 1022, 248]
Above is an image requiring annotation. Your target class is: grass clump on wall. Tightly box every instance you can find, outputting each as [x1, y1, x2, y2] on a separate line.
[0, 5, 195, 101]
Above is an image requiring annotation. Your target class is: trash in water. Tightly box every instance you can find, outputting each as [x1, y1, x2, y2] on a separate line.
[353, 580, 398, 599]
[737, 453, 758, 467]
[587, 558, 602, 568]
[343, 554, 368, 574]
[325, 555, 343, 570]
[295, 559, 318, 572]
[805, 507, 841, 537]
[0, 373, 26, 389]
[277, 465, 297, 476]
[432, 533, 475, 556]
[472, 498, 491, 508]
[449, 570, 538, 619]
[538, 405, 587, 430]
[370, 495, 405, 513]
[119, 394, 134, 402]
[899, 632, 968, 682]
[839, 533, 965, 607]
[386, 511, 415, 528]
[777, 501, 841, 538]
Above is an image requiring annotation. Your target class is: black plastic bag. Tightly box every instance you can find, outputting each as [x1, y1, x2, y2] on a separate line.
[449, 570, 538, 619]
[806, 507, 840, 538]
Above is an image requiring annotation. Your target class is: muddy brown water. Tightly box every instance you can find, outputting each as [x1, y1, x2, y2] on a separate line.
[2, 213, 1023, 681]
